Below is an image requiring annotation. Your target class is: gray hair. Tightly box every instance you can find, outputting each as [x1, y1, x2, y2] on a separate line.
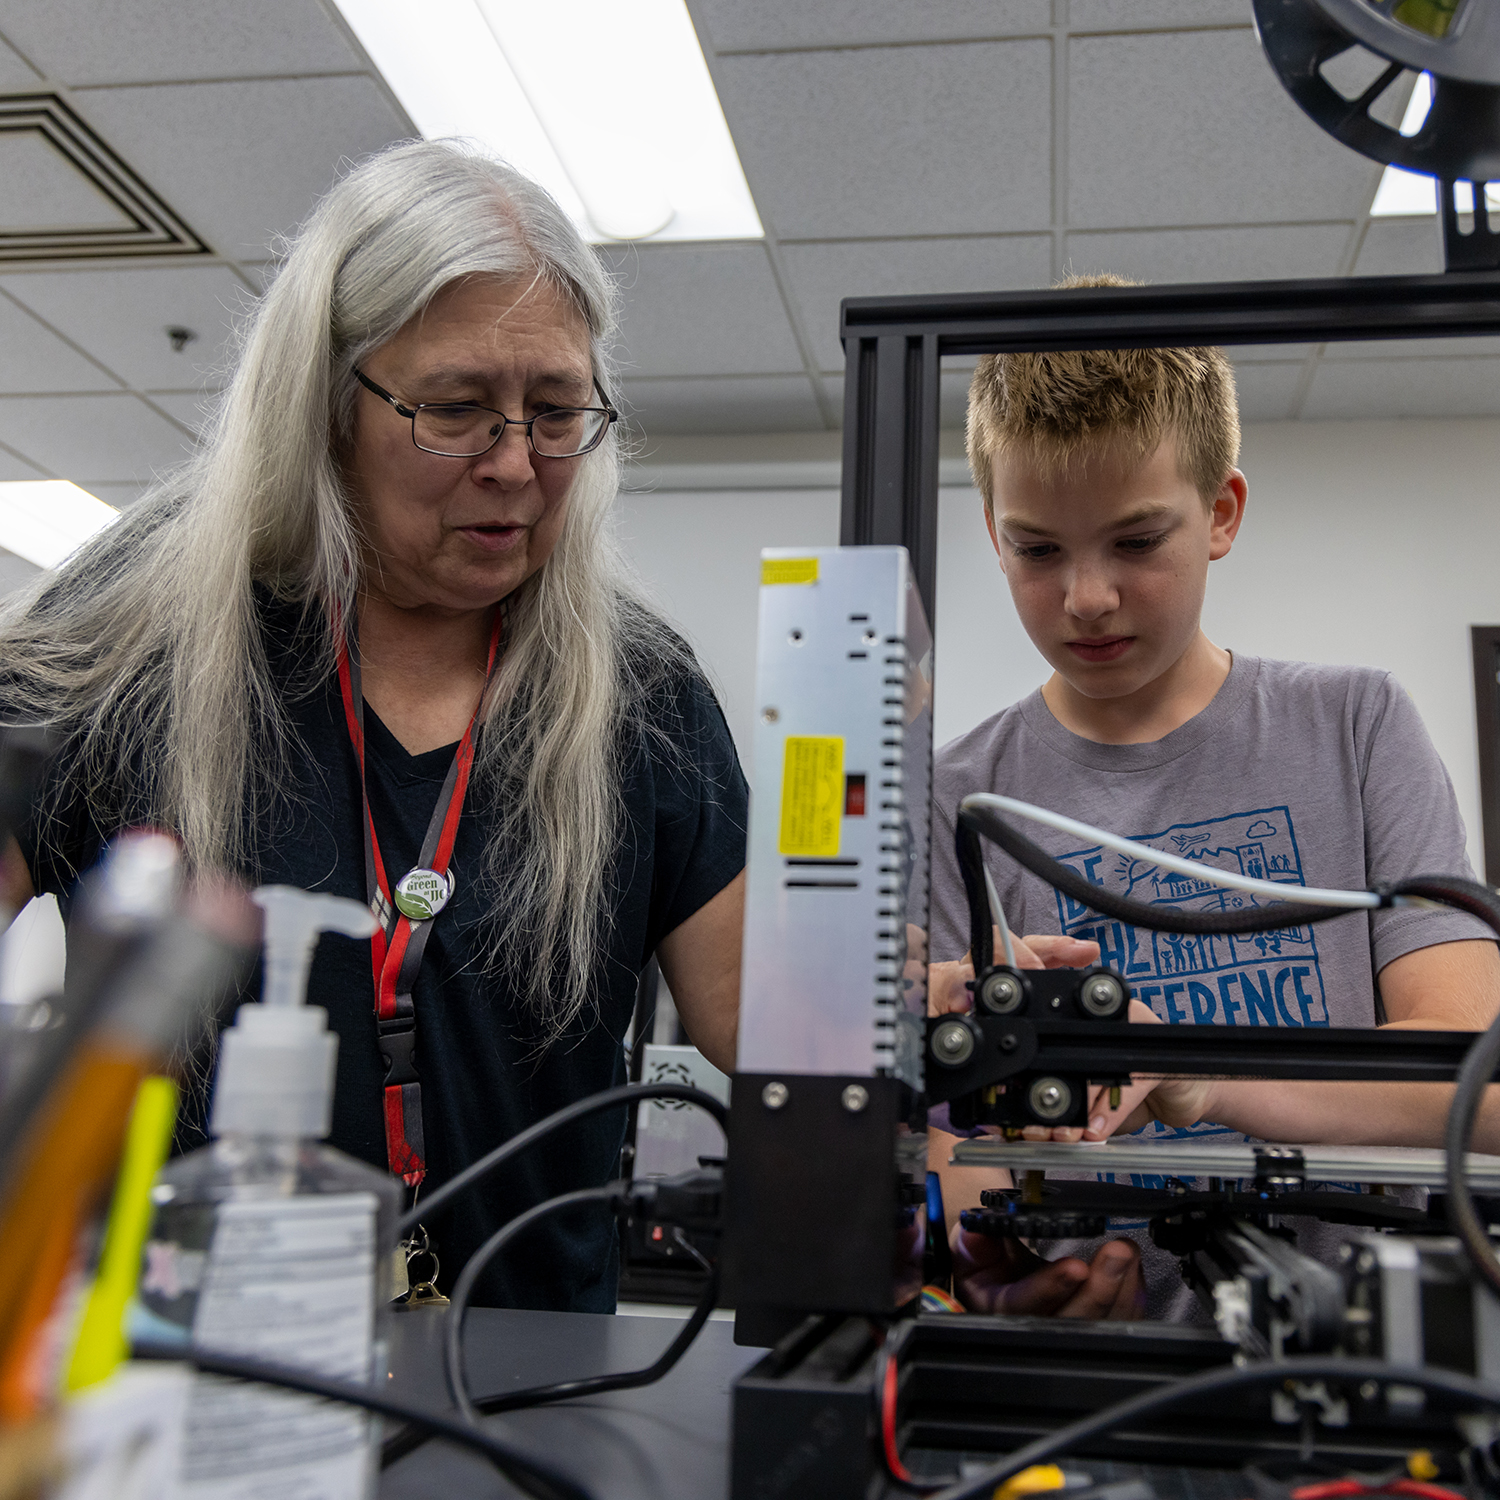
[0, 139, 694, 1043]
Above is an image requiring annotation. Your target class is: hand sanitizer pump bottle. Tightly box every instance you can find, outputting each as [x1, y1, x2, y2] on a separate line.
[138, 886, 402, 1500]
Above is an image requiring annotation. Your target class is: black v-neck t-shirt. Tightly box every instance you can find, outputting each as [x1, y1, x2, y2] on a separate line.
[24, 594, 748, 1311]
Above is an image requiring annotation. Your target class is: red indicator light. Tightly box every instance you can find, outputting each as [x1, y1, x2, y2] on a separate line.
[845, 775, 866, 816]
[651, 1225, 664, 1242]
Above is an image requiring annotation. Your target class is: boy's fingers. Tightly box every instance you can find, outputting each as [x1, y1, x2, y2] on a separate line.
[950, 1230, 1145, 1321]
[1056, 1240, 1143, 1320]
[928, 956, 974, 1015]
[1081, 1078, 1158, 1140]
[987, 1258, 1091, 1316]
[1014, 933, 1102, 970]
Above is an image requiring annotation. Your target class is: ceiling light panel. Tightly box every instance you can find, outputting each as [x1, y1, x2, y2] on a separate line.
[333, 0, 762, 243]
[0, 481, 117, 570]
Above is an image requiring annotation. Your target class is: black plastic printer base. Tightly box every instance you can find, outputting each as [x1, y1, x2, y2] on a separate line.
[730, 1312, 1476, 1500]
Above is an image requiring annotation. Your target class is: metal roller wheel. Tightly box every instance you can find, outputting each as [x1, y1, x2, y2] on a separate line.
[1027, 1075, 1074, 1124]
[1078, 970, 1128, 1019]
[977, 967, 1027, 1015]
[930, 1017, 977, 1069]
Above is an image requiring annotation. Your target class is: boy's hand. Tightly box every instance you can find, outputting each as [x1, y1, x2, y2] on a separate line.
[951, 1224, 1144, 1318]
[930, 930, 1110, 1143]
[1069, 1001, 1214, 1141]
[930, 930, 1101, 1016]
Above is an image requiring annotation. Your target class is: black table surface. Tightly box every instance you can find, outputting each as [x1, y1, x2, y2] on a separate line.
[381, 1305, 762, 1499]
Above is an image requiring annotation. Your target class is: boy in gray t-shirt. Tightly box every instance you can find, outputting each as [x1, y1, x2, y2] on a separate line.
[930, 274, 1500, 1322]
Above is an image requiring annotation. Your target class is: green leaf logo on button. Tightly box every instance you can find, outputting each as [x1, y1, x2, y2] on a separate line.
[393, 867, 454, 922]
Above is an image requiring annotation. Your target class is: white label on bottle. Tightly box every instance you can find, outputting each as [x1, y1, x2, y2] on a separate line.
[174, 1193, 378, 1500]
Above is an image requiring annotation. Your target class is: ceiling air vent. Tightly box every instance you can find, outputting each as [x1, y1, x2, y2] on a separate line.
[0, 93, 208, 262]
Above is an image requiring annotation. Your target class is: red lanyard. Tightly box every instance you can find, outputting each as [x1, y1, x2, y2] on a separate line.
[335, 609, 504, 1187]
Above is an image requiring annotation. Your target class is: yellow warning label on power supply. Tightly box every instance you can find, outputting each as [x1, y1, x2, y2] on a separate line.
[778, 736, 844, 857]
[761, 556, 819, 586]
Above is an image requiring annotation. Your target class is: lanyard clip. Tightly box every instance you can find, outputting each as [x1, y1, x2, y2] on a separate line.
[378, 1019, 419, 1086]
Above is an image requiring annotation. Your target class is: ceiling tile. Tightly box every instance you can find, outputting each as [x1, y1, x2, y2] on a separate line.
[1302, 356, 1500, 420]
[1231, 343, 1316, 360]
[0, 549, 42, 593]
[3, 0, 363, 85]
[0, 445, 47, 481]
[602, 244, 804, 378]
[0, 293, 119, 394]
[1324, 335, 1500, 360]
[823, 368, 974, 428]
[144, 391, 216, 434]
[239, 263, 278, 293]
[697, 0, 1051, 50]
[86, 481, 150, 509]
[782, 236, 1054, 371]
[0, 32, 41, 88]
[1354, 218, 1444, 277]
[1068, 30, 1378, 228]
[0, 131, 135, 232]
[0, 393, 195, 483]
[0, 264, 249, 391]
[71, 77, 408, 260]
[1232, 361, 1304, 423]
[1070, 0, 1250, 26]
[621, 376, 825, 436]
[1064, 224, 1352, 287]
[715, 41, 1052, 239]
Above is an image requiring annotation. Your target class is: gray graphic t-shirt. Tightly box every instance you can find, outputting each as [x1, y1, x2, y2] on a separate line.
[930, 654, 1494, 1321]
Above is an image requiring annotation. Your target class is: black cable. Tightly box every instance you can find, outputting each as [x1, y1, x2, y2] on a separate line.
[382, 1196, 721, 1468]
[130, 1338, 594, 1500]
[960, 797, 1500, 1301]
[398, 1081, 728, 1239]
[479, 1232, 718, 1415]
[956, 822, 995, 974]
[446, 1185, 629, 1422]
[1386, 875, 1500, 1300]
[957, 799, 1373, 936]
[1446, 1008, 1500, 1298]
[922, 1355, 1500, 1500]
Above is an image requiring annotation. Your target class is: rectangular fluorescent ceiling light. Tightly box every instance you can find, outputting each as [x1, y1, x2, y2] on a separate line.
[333, 0, 762, 244]
[1371, 73, 1500, 215]
[0, 481, 117, 570]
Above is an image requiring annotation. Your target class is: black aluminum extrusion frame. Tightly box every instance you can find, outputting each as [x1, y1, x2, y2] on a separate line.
[726, 274, 1500, 1497]
[838, 270, 1500, 623]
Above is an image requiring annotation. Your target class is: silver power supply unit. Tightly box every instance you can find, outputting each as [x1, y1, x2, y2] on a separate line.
[736, 546, 933, 1086]
[724, 545, 934, 1319]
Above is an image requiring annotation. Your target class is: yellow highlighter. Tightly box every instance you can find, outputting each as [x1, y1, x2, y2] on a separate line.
[64, 1076, 179, 1391]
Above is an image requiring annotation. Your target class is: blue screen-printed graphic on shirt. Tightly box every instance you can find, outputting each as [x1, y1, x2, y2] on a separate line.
[1048, 805, 1329, 1195]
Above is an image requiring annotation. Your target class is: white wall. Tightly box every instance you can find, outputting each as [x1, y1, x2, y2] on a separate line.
[1208, 418, 1500, 875]
[613, 488, 839, 776]
[615, 417, 1500, 872]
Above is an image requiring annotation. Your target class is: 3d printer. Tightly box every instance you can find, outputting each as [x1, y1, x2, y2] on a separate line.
[722, 4, 1500, 1495]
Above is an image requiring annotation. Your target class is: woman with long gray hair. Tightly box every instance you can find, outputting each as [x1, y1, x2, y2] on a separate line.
[0, 140, 747, 1312]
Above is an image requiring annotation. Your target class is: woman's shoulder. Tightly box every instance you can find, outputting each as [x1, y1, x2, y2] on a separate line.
[250, 582, 333, 686]
[613, 598, 739, 768]
[615, 597, 710, 708]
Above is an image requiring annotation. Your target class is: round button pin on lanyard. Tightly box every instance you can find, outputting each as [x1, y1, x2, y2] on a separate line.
[335, 608, 504, 1191]
[393, 867, 456, 922]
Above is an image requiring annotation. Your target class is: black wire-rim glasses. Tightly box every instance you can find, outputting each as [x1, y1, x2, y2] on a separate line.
[354, 368, 618, 459]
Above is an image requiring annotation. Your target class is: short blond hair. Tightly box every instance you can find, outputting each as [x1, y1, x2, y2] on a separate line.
[966, 273, 1240, 516]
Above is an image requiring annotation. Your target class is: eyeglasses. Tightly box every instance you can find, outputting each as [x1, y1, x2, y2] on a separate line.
[353, 369, 618, 459]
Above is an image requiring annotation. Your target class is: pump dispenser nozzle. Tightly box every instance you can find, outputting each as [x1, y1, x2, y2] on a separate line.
[210, 886, 378, 1139]
[254, 886, 379, 1009]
